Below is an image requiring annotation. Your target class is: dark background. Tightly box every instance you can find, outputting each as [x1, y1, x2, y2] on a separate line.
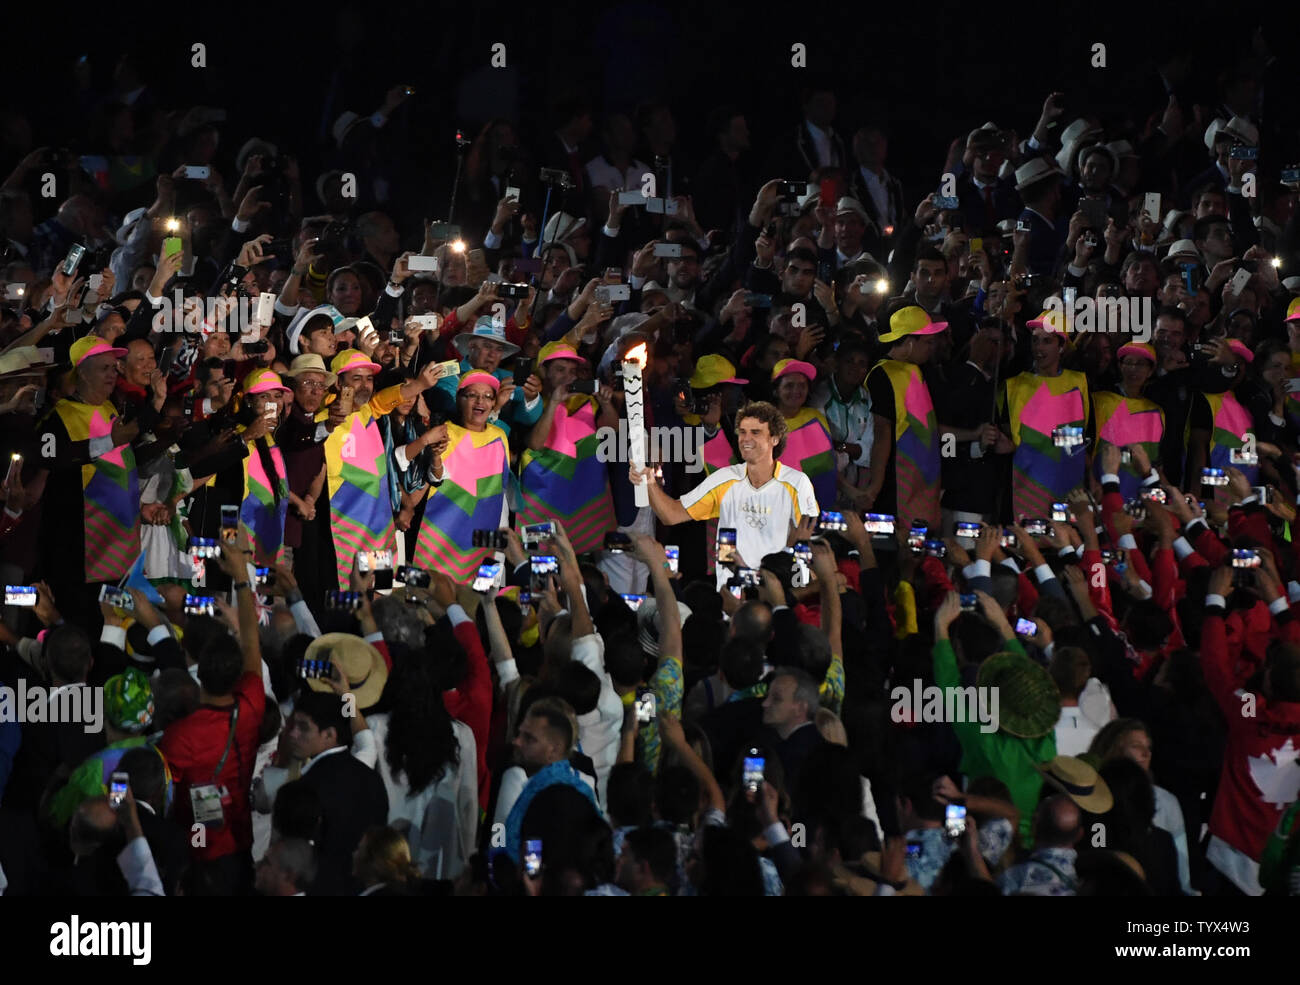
[1, 1, 1292, 228]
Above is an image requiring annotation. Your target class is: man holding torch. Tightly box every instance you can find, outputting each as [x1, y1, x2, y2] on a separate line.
[629, 400, 818, 588]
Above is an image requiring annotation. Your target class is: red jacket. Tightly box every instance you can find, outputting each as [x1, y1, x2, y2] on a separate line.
[1202, 610, 1300, 862]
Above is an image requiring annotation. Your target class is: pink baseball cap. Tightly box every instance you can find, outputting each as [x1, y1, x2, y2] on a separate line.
[539, 342, 588, 366]
[458, 370, 501, 393]
[330, 349, 383, 376]
[70, 335, 127, 367]
[771, 358, 818, 383]
[1116, 343, 1156, 363]
[241, 368, 291, 395]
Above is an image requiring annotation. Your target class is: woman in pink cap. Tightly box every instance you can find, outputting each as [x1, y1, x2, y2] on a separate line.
[771, 358, 837, 509]
[238, 369, 293, 564]
[1091, 342, 1164, 502]
[517, 343, 617, 554]
[412, 371, 514, 583]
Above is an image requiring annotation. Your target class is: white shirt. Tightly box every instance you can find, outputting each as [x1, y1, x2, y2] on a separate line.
[364, 713, 478, 881]
[1053, 706, 1101, 756]
[570, 634, 623, 806]
[679, 462, 818, 587]
[586, 156, 651, 194]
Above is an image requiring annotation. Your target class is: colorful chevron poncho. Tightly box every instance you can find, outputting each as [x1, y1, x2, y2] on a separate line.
[1202, 390, 1257, 506]
[516, 396, 615, 555]
[240, 436, 289, 565]
[53, 399, 140, 582]
[1092, 391, 1164, 503]
[414, 421, 512, 583]
[323, 404, 397, 591]
[1003, 370, 1090, 521]
[779, 406, 837, 510]
[874, 359, 941, 532]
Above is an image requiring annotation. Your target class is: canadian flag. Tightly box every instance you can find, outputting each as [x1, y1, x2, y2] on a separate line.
[1248, 738, 1300, 807]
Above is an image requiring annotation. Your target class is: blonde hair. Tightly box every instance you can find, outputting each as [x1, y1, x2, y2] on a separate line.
[355, 826, 421, 887]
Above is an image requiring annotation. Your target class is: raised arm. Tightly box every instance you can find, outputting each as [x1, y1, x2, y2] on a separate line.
[215, 529, 261, 676]
[629, 463, 696, 526]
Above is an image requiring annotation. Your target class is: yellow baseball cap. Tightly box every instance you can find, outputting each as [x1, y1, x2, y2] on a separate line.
[689, 354, 748, 389]
[878, 305, 948, 343]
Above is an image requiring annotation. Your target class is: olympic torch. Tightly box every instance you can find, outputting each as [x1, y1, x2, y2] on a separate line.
[622, 342, 649, 507]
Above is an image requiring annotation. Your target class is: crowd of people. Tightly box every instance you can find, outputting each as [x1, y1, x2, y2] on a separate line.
[2, 40, 1300, 898]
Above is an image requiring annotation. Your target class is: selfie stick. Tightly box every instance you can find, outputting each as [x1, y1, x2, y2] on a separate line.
[448, 130, 472, 224]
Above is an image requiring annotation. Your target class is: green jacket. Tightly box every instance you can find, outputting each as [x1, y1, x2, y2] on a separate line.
[932, 637, 1056, 844]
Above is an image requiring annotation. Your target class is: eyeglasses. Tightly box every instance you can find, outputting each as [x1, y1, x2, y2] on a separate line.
[297, 380, 326, 392]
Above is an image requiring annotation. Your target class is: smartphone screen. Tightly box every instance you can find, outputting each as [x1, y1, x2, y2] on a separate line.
[1014, 617, 1038, 637]
[5, 585, 37, 606]
[664, 545, 679, 575]
[944, 803, 967, 839]
[621, 593, 647, 612]
[959, 593, 978, 611]
[522, 522, 555, 547]
[109, 772, 129, 809]
[635, 688, 656, 723]
[472, 563, 502, 593]
[956, 522, 981, 540]
[220, 504, 239, 544]
[523, 839, 543, 877]
[604, 532, 632, 554]
[1231, 549, 1261, 569]
[817, 510, 848, 533]
[716, 528, 738, 565]
[742, 750, 765, 791]
[530, 555, 558, 590]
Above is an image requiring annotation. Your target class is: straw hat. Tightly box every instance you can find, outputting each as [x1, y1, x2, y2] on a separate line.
[304, 633, 388, 709]
[1034, 755, 1115, 813]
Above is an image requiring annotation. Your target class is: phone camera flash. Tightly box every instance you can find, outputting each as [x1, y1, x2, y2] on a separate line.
[165, 218, 180, 232]
[451, 239, 467, 254]
[874, 278, 889, 294]
[1271, 257, 1282, 269]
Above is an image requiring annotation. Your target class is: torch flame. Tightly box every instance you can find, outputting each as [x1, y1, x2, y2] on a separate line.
[623, 342, 648, 368]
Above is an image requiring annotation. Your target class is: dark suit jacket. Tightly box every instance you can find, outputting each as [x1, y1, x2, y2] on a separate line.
[775, 722, 826, 796]
[847, 166, 906, 241]
[1014, 206, 1069, 277]
[138, 806, 192, 895]
[297, 749, 389, 895]
[956, 173, 1020, 238]
[765, 122, 848, 182]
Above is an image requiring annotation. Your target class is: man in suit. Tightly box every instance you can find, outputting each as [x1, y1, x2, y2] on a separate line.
[285, 689, 389, 895]
[2, 625, 106, 814]
[761, 667, 825, 796]
[540, 94, 596, 212]
[957, 128, 1020, 238]
[119, 745, 191, 895]
[937, 318, 1013, 528]
[765, 84, 847, 182]
[848, 127, 905, 250]
[1013, 158, 1069, 277]
[692, 105, 755, 237]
